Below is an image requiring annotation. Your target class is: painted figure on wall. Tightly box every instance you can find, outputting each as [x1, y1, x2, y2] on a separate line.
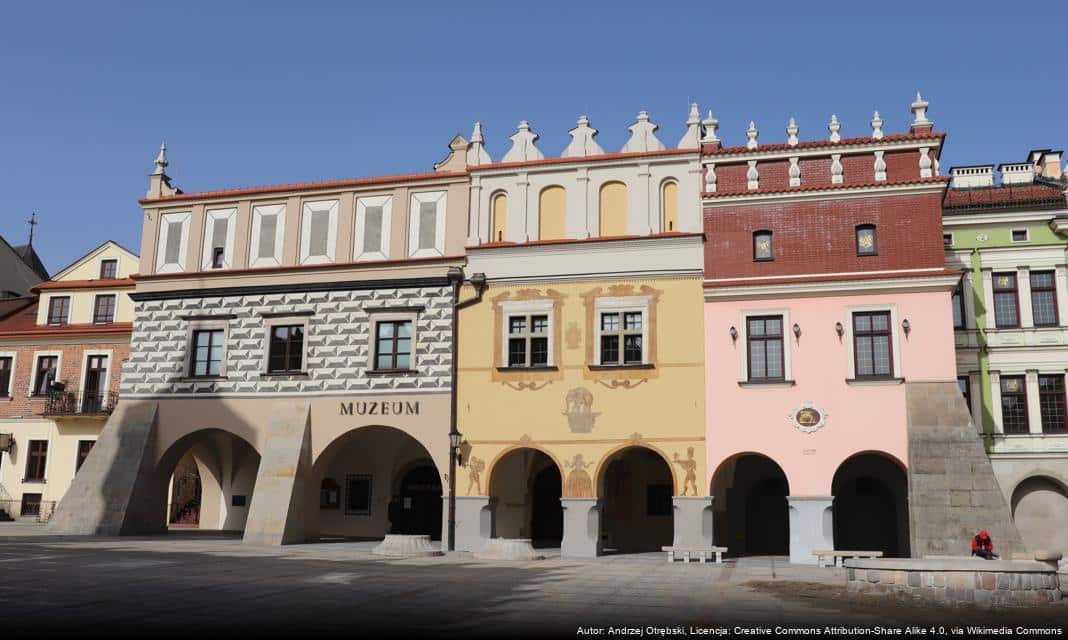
[466, 456, 485, 495]
[673, 447, 698, 496]
[563, 387, 600, 433]
[564, 453, 595, 498]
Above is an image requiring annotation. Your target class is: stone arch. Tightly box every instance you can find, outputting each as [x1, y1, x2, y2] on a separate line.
[598, 181, 628, 237]
[538, 185, 567, 241]
[595, 442, 677, 497]
[1010, 474, 1068, 555]
[485, 443, 566, 490]
[487, 446, 564, 548]
[660, 179, 679, 233]
[490, 190, 508, 243]
[596, 444, 675, 553]
[831, 451, 910, 557]
[710, 452, 790, 556]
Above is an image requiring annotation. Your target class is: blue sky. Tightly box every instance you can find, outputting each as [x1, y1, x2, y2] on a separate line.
[1, 1, 1065, 273]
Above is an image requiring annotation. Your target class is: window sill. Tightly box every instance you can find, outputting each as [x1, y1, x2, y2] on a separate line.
[845, 377, 904, 386]
[496, 366, 558, 372]
[588, 364, 655, 371]
[365, 369, 419, 376]
[260, 372, 309, 378]
[21, 479, 46, 484]
[738, 379, 796, 387]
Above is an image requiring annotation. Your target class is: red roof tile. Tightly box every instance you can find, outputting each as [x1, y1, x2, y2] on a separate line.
[943, 182, 1067, 212]
[0, 301, 132, 339]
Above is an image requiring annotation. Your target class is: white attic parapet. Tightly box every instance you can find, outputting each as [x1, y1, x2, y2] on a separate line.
[950, 166, 994, 189]
[677, 103, 702, 149]
[466, 122, 492, 166]
[1000, 162, 1035, 185]
[621, 111, 665, 153]
[502, 120, 544, 163]
[562, 115, 605, 158]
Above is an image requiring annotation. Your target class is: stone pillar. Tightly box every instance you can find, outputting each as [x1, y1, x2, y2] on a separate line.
[672, 496, 715, 548]
[452, 496, 495, 552]
[561, 498, 601, 558]
[787, 496, 833, 565]
[1026, 369, 1043, 434]
[47, 401, 159, 535]
[242, 401, 312, 546]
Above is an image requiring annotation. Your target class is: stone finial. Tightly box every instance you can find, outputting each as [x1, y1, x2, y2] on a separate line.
[152, 142, 168, 176]
[563, 115, 605, 158]
[466, 122, 493, 166]
[621, 111, 666, 153]
[911, 91, 931, 126]
[501, 120, 544, 163]
[746, 121, 759, 150]
[701, 110, 720, 144]
[871, 111, 884, 140]
[786, 118, 799, 146]
[678, 103, 702, 149]
[828, 115, 841, 143]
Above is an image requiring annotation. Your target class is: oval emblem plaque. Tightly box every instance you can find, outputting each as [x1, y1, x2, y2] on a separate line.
[788, 401, 829, 434]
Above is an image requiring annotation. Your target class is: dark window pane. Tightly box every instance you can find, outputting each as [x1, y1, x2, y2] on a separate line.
[601, 335, 619, 364]
[623, 335, 642, 364]
[1039, 374, 1066, 433]
[530, 337, 548, 366]
[508, 338, 526, 366]
[1000, 376, 1029, 434]
[99, 260, 117, 279]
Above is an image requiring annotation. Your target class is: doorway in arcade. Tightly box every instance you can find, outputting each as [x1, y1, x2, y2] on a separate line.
[489, 448, 564, 549]
[307, 425, 442, 541]
[598, 446, 674, 554]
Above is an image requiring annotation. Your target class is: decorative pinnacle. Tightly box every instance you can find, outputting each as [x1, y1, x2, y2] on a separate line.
[152, 142, 168, 175]
[746, 121, 759, 150]
[686, 103, 701, 126]
[871, 111, 884, 139]
[701, 110, 719, 143]
[911, 91, 931, 125]
[828, 115, 841, 143]
[471, 122, 484, 144]
[786, 118, 799, 146]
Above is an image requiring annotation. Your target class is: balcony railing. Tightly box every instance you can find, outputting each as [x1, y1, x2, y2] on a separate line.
[43, 390, 117, 417]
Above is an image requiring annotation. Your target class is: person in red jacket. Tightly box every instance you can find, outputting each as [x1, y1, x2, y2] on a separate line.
[971, 530, 998, 560]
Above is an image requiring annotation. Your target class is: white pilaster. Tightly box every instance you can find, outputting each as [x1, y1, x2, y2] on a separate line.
[577, 166, 592, 239]
[969, 372, 983, 434]
[982, 270, 996, 330]
[1025, 370, 1043, 435]
[468, 176, 483, 245]
[1055, 266, 1068, 326]
[637, 163, 653, 235]
[962, 270, 978, 330]
[990, 370, 1003, 434]
[517, 172, 532, 242]
[1018, 267, 1033, 328]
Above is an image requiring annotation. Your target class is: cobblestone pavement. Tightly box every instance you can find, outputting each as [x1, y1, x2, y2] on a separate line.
[0, 525, 1063, 638]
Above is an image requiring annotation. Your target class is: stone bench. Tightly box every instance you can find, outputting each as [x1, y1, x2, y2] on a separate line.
[814, 550, 883, 567]
[662, 546, 727, 564]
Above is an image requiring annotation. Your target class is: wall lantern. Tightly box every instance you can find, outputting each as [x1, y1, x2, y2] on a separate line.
[729, 326, 738, 343]
[792, 323, 801, 339]
[835, 321, 844, 338]
[449, 431, 464, 466]
[902, 318, 911, 337]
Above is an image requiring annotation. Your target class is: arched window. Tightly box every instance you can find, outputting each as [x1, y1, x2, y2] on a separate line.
[599, 181, 628, 237]
[538, 186, 567, 241]
[753, 230, 773, 261]
[660, 180, 678, 232]
[491, 192, 508, 242]
[856, 224, 877, 256]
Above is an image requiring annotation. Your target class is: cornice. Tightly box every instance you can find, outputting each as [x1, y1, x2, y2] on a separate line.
[702, 179, 946, 207]
[701, 133, 944, 164]
[703, 272, 961, 300]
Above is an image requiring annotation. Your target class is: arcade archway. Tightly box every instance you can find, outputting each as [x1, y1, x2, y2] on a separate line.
[1011, 475, 1068, 555]
[711, 454, 790, 556]
[598, 446, 674, 553]
[489, 448, 563, 548]
[831, 453, 909, 557]
[159, 429, 261, 532]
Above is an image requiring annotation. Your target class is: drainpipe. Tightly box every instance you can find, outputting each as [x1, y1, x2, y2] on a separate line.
[447, 266, 487, 552]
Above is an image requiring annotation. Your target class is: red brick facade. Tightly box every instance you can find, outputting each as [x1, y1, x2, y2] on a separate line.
[0, 339, 130, 417]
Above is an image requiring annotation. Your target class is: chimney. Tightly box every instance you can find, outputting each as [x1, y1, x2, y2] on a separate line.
[1039, 150, 1063, 180]
[1000, 162, 1035, 185]
[950, 166, 995, 189]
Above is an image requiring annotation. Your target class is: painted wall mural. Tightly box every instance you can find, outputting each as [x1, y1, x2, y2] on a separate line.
[564, 453, 595, 498]
[563, 387, 599, 432]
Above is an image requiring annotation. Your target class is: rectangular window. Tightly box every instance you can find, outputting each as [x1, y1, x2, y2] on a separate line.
[753, 231, 773, 261]
[993, 273, 1020, 328]
[190, 329, 224, 377]
[76, 440, 95, 472]
[599, 311, 643, 366]
[1030, 271, 1058, 327]
[268, 325, 304, 373]
[856, 225, 877, 256]
[99, 259, 117, 279]
[1011, 229, 1028, 242]
[0, 356, 11, 397]
[853, 311, 893, 378]
[1000, 375, 1029, 434]
[507, 314, 549, 368]
[344, 474, 372, 515]
[747, 315, 784, 381]
[47, 297, 70, 325]
[32, 356, 57, 396]
[1039, 374, 1066, 434]
[374, 320, 412, 371]
[93, 294, 116, 324]
[418, 202, 437, 250]
[957, 376, 971, 411]
[943, 233, 953, 247]
[20, 493, 42, 517]
[952, 287, 965, 329]
[209, 216, 229, 266]
[25, 440, 48, 481]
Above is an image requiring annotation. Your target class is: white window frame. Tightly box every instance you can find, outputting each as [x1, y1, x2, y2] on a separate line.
[78, 349, 113, 398]
[201, 207, 238, 270]
[738, 308, 793, 382]
[367, 311, 419, 372]
[156, 211, 191, 274]
[249, 203, 287, 268]
[844, 304, 902, 380]
[593, 296, 651, 366]
[0, 351, 16, 398]
[1010, 228, 1030, 243]
[185, 320, 230, 379]
[354, 195, 393, 262]
[499, 299, 555, 368]
[300, 199, 339, 265]
[408, 191, 447, 258]
[261, 316, 312, 375]
[27, 350, 63, 397]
